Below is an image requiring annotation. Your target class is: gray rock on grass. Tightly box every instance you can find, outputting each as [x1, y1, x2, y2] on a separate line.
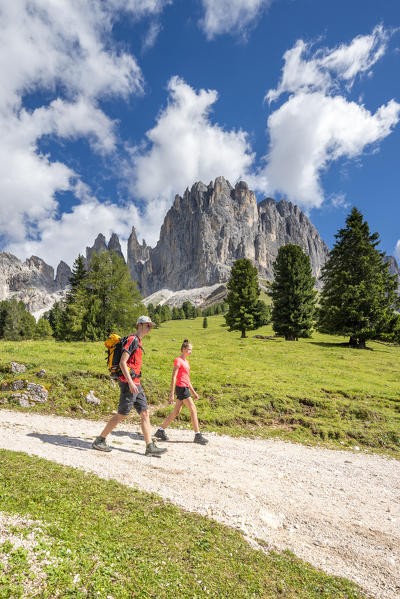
[85, 390, 100, 405]
[10, 362, 26, 373]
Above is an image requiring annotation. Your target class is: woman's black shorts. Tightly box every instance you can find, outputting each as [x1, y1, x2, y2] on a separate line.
[175, 385, 191, 400]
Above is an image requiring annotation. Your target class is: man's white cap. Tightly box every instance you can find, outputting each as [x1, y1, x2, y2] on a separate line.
[136, 315, 155, 326]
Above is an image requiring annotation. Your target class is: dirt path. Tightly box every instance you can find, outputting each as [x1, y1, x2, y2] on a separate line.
[0, 409, 399, 599]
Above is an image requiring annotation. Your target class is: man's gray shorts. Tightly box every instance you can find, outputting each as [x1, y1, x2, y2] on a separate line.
[118, 382, 148, 415]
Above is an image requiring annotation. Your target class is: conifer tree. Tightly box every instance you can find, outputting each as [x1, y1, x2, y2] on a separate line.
[69, 254, 87, 290]
[57, 255, 88, 340]
[35, 317, 53, 339]
[225, 258, 260, 338]
[81, 251, 144, 340]
[2, 300, 36, 340]
[203, 316, 208, 329]
[318, 208, 399, 348]
[47, 302, 64, 339]
[255, 300, 272, 327]
[269, 245, 316, 340]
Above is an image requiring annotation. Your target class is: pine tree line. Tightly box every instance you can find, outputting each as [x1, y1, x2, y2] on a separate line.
[224, 207, 400, 347]
[147, 300, 232, 326]
[0, 299, 53, 341]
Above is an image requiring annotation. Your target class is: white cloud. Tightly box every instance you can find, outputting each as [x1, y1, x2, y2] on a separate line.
[395, 240, 400, 261]
[109, 0, 171, 18]
[0, 0, 164, 266]
[263, 26, 400, 209]
[142, 22, 163, 53]
[330, 193, 349, 209]
[266, 25, 389, 102]
[199, 0, 273, 39]
[7, 198, 140, 267]
[126, 76, 259, 243]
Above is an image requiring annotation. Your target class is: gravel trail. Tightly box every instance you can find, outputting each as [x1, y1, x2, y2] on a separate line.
[0, 409, 399, 599]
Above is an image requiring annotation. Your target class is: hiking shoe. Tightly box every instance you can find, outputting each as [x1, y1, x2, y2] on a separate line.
[194, 432, 208, 445]
[92, 436, 112, 452]
[154, 428, 169, 441]
[145, 442, 167, 456]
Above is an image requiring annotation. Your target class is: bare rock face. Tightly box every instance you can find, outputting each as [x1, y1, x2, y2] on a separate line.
[55, 261, 72, 290]
[127, 226, 151, 289]
[128, 176, 329, 295]
[86, 233, 125, 265]
[256, 198, 329, 280]
[86, 233, 107, 264]
[0, 252, 70, 316]
[108, 233, 125, 261]
[385, 255, 400, 293]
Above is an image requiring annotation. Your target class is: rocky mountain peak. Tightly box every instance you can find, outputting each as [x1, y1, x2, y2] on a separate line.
[55, 261, 72, 290]
[108, 233, 124, 260]
[86, 232, 125, 265]
[0, 252, 71, 318]
[127, 176, 329, 296]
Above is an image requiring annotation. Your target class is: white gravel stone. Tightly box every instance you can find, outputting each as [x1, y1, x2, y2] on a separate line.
[0, 409, 399, 599]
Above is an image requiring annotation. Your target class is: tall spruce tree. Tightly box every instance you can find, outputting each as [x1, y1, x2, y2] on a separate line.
[81, 251, 144, 340]
[225, 258, 260, 338]
[318, 208, 399, 348]
[1, 299, 36, 340]
[56, 254, 88, 340]
[269, 245, 316, 341]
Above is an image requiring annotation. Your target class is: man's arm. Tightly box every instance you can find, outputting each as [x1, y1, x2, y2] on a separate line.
[120, 351, 138, 394]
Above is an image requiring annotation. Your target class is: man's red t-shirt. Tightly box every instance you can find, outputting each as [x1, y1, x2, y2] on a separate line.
[174, 356, 190, 387]
[119, 335, 142, 384]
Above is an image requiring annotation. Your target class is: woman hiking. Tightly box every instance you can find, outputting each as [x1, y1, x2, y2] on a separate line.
[154, 339, 208, 445]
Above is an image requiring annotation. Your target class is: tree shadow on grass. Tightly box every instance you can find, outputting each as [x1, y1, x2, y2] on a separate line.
[309, 341, 373, 350]
[27, 432, 145, 456]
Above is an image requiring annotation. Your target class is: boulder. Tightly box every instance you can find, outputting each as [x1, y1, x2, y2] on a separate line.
[11, 379, 25, 391]
[10, 362, 26, 373]
[26, 382, 48, 403]
[85, 390, 100, 405]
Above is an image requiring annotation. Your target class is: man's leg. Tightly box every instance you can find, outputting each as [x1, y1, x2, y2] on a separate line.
[140, 409, 152, 446]
[140, 409, 167, 456]
[92, 414, 127, 452]
[100, 413, 127, 438]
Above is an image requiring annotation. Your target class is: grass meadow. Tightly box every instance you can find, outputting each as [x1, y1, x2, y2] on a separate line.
[0, 315, 399, 457]
[1, 316, 396, 597]
[0, 451, 366, 599]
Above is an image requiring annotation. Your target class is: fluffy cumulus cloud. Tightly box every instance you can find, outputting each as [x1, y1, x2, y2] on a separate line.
[199, 0, 273, 39]
[263, 26, 400, 209]
[6, 197, 140, 268]
[0, 0, 165, 266]
[127, 76, 258, 241]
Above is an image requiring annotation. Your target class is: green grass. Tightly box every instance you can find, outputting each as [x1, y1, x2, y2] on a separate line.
[1, 316, 399, 457]
[0, 450, 366, 599]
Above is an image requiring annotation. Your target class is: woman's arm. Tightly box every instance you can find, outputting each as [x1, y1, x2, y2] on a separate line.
[169, 365, 179, 402]
[188, 381, 199, 400]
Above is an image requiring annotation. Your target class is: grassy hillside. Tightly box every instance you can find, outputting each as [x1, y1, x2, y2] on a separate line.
[0, 450, 366, 599]
[1, 316, 399, 457]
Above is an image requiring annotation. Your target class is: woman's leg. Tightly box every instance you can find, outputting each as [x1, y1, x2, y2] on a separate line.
[161, 400, 183, 429]
[182, 396, 199, 433]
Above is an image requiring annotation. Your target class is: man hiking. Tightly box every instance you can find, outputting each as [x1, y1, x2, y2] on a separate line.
[92, 315, 167, 456]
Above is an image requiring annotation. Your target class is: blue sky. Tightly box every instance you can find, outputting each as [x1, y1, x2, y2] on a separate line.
[1, 0, 399, 269]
